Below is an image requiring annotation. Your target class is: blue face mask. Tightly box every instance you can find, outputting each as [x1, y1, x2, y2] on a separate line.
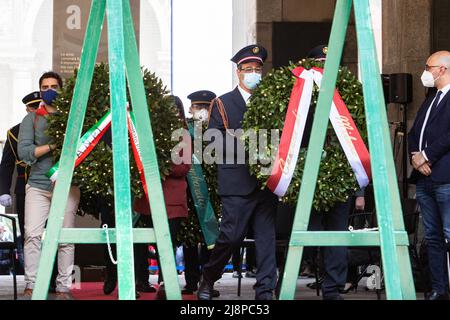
[41, 89, 58, 106]
[243, 72, 262, 90]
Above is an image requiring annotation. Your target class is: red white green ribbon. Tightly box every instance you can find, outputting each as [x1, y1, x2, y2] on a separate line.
[47, 108, 149, 202]
[267, 66, 371, 197]
[47, 110, 112, 182]
[127, 110, 149, 202]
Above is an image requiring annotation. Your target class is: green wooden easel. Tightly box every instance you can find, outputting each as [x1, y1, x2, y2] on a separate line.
[279, 0, 416, 300]
[32, 0, 181, 300]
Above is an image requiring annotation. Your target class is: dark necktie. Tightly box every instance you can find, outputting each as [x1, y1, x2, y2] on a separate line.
[420, 90, 442, 150]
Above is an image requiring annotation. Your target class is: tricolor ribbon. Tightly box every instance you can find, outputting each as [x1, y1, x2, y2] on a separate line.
[47, 108, 149, 202]
[127, 110, 149, 202]
[267, 66, 371, 197]
[47, 111, 112, 182]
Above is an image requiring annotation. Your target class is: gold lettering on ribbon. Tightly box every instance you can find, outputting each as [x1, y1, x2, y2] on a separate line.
[337, 115, 357, 142]
[189, 168, 206, 208]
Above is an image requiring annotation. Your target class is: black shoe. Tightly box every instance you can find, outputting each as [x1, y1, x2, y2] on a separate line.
[339, 283, 358, 294]
[245, 270, 257, 278]
[136, 282, 157, 293]
[211, 288, 220, 298]
[307, 277, 324, 290]
[182, 284, 199, 295]
[155, 284, 166, 300]
[103, 274, 117, 295]
[427, 291, 449, 300]
[197, 279, 213, 300]
[182, 288, 195, 295]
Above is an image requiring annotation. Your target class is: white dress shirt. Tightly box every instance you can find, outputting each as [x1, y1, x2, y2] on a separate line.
[420, 83, 450, 160]
[238, 85, 252, 104]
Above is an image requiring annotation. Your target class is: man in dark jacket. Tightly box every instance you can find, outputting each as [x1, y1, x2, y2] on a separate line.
[0, 91, 41, 275]
[0, 92, 41, 240]
[408, 50, 450, 300]
[197, 45, 278, 300]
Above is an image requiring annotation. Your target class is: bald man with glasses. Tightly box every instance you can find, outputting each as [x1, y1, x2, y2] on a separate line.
[408, 51, 450, 300]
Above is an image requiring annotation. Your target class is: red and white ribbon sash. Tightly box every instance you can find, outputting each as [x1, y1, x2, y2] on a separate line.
[127, 110, 149, 202]
[267, 66, 371, 197]
[47, 110, 112, 182]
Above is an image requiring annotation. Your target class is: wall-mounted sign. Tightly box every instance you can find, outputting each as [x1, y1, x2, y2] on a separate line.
[53, 0, 140, 79]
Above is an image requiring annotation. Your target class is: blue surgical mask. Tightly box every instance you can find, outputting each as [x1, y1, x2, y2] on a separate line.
[243, 72, 262, 90]
[41, 89, 58, 106]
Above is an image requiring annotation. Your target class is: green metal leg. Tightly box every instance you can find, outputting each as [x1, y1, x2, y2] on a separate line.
[279, 0, 415, 300]
[32, 0, 106, 300]
[122, 0, 181, 300]
[106, 0, 136, 300]
[279, 0, 353, 300]
[353, 0, 409, 300]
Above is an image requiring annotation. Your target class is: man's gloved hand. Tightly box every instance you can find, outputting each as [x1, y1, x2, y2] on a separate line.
[0, 194, 12, 207]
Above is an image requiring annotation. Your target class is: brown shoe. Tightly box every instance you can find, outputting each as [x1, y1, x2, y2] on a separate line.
[19, 288, 33, 300]
[23, 289, 33, 297]
[55, 292, 74, 300]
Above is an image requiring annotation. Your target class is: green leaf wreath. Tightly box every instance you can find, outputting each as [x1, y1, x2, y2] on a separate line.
[46, 63, 184, 217]
[242, 58, 368, 212]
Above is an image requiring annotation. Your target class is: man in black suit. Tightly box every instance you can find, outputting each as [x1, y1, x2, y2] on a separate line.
[408, 50, 450, 300]
[197, 45, 278, 300]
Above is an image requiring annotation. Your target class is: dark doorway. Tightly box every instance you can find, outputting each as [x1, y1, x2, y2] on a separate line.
[431, 0, 450, 52]
[272, 22, 332, 68]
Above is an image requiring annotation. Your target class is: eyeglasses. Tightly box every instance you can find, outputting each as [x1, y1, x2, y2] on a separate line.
[425, 64, 447, 71]
[239, 67, 263, 73]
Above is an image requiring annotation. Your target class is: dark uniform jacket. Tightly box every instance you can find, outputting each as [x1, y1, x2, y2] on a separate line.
[208, 87, 258, 196]
[0, 124, 29, 196]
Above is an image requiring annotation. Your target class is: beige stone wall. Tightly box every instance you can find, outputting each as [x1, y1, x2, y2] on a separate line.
[382, 0, 432, 194]
[383, 0, 432, 126]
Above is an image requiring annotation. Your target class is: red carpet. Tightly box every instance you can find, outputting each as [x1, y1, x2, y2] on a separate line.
[71, 283, 198, 300]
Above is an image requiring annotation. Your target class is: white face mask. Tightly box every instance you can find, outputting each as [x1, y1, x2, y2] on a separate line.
[193, 108, 209, 122]
[243, 72, 262, 90]
[421, 69, 442, 88]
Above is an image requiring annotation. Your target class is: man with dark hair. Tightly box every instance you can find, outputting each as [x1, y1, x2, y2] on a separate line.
[18, 71, 80, 300]
[197, 45, 278, 300]
[39, 72, 63, 91]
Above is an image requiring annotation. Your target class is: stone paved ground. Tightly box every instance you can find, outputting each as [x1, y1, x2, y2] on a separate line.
[1, 273, 425, 300]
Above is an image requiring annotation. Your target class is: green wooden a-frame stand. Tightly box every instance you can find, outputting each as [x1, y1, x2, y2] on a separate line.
[32, 0, 181, 300]
[279, 0, 416, 300]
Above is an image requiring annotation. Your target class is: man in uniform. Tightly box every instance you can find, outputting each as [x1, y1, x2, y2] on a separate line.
[182, 90, 220, 296]
[0, 91, 41, 271]
[197, 45, 278, 300]
[187, 90, 216, 122]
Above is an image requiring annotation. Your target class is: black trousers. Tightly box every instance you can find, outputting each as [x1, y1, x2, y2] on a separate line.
[231, 227, 256, 271]
[183, 243, 211, 290]
[308, 198, 351, 298]
[202, 188, 278, 299]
